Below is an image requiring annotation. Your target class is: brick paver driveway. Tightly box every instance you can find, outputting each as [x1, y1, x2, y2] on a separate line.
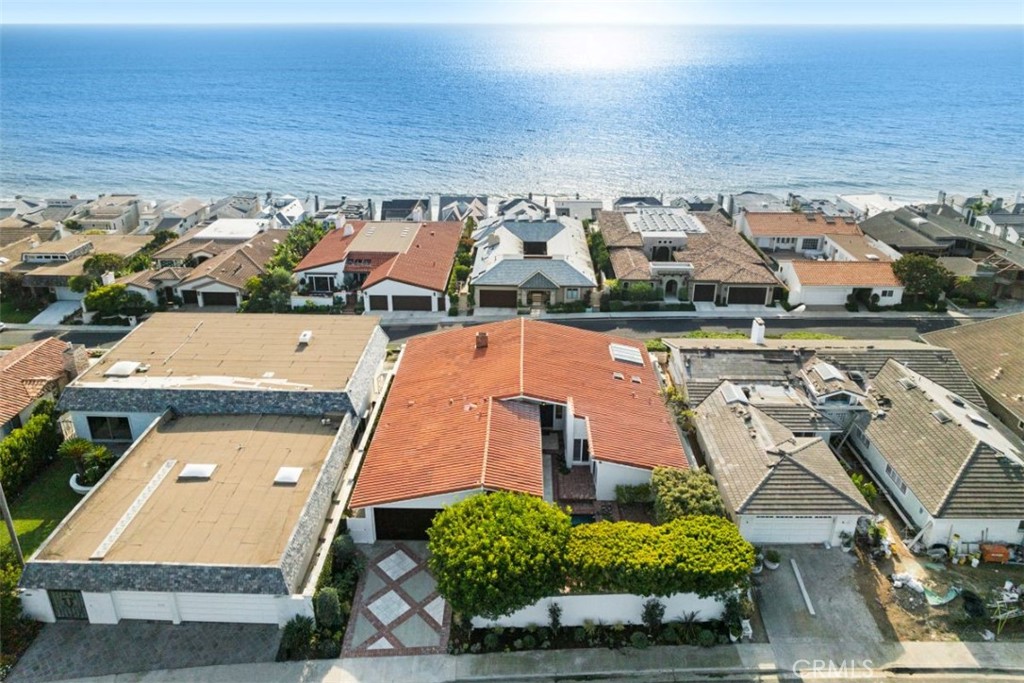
[343, 541, 450, 657]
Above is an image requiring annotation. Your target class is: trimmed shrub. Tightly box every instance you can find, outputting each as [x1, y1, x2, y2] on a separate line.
[566, 517, 755, 597]
[630, 631, 650, 649]
[698, 629, 717, 648]
[641, 598, 665, 633]
[279, 615, 315, 660]
[614, 483, 654, 504]
[651, 467, 727, 522]
[547, 601, 562, 632]
[0, 400, 61, 496]
[428, 492, 572, 619]
[314, 587, 343, 630]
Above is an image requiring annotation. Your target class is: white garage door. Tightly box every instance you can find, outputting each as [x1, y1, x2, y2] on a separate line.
[176, 593, 279, 624]
[112, 591, 176, 622]
[742, 515, 835, 544]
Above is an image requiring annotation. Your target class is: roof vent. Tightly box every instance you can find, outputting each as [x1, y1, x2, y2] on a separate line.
[947, 394, 966, 408]
[298, 330, 313, 345]
[274, 467, 302, 486]
[476, 332, 489, 349]
[932, 410, 952, 424]
[178, 463, 216, 481]
[631, 376, 642, 384]
[967, 413, 989, 428]
[897, 377, 917, 391]
[865, 254, 880, 261]
[613, 372, 625, 380]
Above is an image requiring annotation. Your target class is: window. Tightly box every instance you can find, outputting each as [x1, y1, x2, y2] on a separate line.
[308, 275, 334, 292]
[880, 290, 894, 298]
[800, 238, 819, 250]
[572, 438, 590, 463]
[554, 405, 564, 419]
[884, 463, 908, 495]
[566, 288, 579, 301]
[87, 415, 132, 441]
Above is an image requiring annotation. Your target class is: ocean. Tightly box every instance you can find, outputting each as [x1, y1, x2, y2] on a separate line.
[1, 25, 1021, 202]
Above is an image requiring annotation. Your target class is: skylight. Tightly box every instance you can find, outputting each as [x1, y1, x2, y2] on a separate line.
[814, 362, 844, 383]
[104, 360, 141, 377]
[178, 463, 217, 481]
[720, 383, 748, 405]
[946, 394, 966, 408]
[609, 343, 644, 366]
[932, 410, 952, 424]
[897, 377, 918, 391]
[967, 413, 989, 428]
[274, 467, 302, 486]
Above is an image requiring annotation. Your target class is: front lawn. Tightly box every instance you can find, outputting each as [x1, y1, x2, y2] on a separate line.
[0, 299, 45, 324]
[0, 458, 81, 557]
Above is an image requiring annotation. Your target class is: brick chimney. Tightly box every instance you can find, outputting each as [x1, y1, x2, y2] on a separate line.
[62, 344, 89, 380]
[476, 332, 488, 349]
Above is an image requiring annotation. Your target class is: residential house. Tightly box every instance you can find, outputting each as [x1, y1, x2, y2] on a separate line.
[694, 380, 871, 545]
[612, 196, 662, 212]
[380, 198, 429, 222]
[347, 319, 687, 543]
[496, 197, 548, 220]
[0, 215, 62, 246]
[736, 212, 864, 257]
[207, 193, 261, 220]
[71, 195, 141, 233]
[151, 219, 270, 268]
[600, 210, 781, 305]
[174, 229, 287, 308]
[293, 221, 461, 313]
[786, 194, 856, 218]
[670, 196, 718, 212]
[313, 197, 374, 222]
[835, 194, 906, 219]
[848, 360, 1024, 548]
[115, 267, 192, 307]
[779, 261, 904, 307]
[922, 312, 1024, 438]
[138, 198, 208, 235]
[720, 192, 789, 219]
[470, 216, 596, 308]
[14, 234, 151, 301]
[20, 313, 388, 626]
[0, 338, 88, 437]
[259, 194, 307, 227]
[439, 196, 488, 223]
[553, 197, 603, 222]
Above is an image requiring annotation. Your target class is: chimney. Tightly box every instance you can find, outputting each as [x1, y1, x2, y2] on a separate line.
[62, 344, 89, 379]
[937, 190, 946, 205]
[343, 223, 354, 237]
[750, 317, 766, 345]
[100, 271, 116, 286]
[476, 332, 489, 349]
[992, 197, 1003, 212]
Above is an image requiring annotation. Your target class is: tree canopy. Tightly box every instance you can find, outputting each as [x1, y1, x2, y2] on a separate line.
[892, 254, 953, 304]
[242, 267, 295, 312]
[427, 492, 572, 620]
[651, 467, 727, 523]
[83, 283, 155, 318]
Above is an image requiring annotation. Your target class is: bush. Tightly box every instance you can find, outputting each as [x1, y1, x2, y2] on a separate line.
[454, 264, 471, 282]
[548, 601, 562, 632]
[566, 517, 755, 597]
[0, 401, 61, 496]
[764, 549, 781, 564]
[850, 473, 878, 503]
[428, 492, 572, 619]
[278, 615, 315, 660]
[615, 483, 654, 504]
[651, 467, 727, 522]
[448, 305, 459, 316]
[314, 587, 343, 630]
[609, 300, 625, 312]
[630, 631, 650, 649]
[698, 629, 717, 648]
[483, 631, 501, 651]
[58, 437, 115, 486]
[641, 598, 665, 633]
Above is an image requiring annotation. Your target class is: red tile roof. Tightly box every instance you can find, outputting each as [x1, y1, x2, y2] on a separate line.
[362, 222, 461, 292]
[293, 222, 366, 272]
[0, 338, 71, 425]
[350, 319, 687, 508]
[744, 212, 863, 237]
[790, 260, 901, 287]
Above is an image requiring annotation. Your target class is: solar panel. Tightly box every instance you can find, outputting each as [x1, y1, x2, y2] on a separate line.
[609, 343, 644, 366]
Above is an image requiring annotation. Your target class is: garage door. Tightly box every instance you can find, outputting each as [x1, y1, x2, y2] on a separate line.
[478, 290, 518, 308]
[181, 290, 198, 305]
[692, 284, 716, 302]
[176, 593, 278, 624]
[391, 295, 432, 311]
[200, 291, 238, 307]
[742, 515, 835, 544]
[728, 287, 768, 305]
[368, 295, 388, 311]
[112, 591, 176, 622]
[374, 508, 441, 540]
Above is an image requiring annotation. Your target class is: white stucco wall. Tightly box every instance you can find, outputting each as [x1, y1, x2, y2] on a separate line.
[19, 589, 56, 623]
[593, 460, 652, 501]
[472, 592, 725, 629]
[362, 279, 446, 312]
[349, 489, 484, 544]
[53, 286, 86, 302]
[70, 411, 162, 443]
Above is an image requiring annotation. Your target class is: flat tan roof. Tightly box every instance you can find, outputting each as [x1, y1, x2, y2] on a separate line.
[36, 414, 338, 565]
[76, 312, 381, 391]
[347, 221, 419, 253]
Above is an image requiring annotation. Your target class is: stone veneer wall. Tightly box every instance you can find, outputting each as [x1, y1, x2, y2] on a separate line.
[344, 325, 389, 417]
[279, 411, 358, 592]
[19, 562, 289, 594]
[59, 386, 353, 417]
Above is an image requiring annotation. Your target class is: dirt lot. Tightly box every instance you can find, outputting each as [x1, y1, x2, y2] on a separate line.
[853, 521, 1024, 642]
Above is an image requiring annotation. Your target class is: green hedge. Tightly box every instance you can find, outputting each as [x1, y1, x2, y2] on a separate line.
[651, 467, 727, 522]
[0, 401, 61, 496]
[566, 517, 754, 597]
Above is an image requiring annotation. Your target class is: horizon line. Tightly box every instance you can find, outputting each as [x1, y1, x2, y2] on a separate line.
[3, 20, 1021, 27]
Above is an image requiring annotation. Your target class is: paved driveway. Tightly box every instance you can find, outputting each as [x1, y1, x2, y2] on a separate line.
[343, 541, 450, 657]
[757, 545, 884, 661]
[28, 301, 81, 325]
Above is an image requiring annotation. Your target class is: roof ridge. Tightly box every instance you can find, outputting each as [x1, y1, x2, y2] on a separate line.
[480, 398, 494, 487]
[778, 447, 872, 514]
[519, 317, 525, 396]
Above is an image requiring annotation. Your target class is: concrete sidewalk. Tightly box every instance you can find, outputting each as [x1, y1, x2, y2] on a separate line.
[60, 640, 1024, 683]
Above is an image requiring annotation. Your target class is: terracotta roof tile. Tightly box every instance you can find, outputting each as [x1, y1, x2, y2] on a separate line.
[598, 211, 643, 248]
[178, 230, 287, 290]
[362, 222, 461, 292]
[351, 319, 687, 508]
[608, 247, 652, 281]
[0, 338, 70, 425]
[744, 212, 863, 237]
[293, 222, 366, 272]
[682, 214, 782, 286]
[790, 261, 900, 287]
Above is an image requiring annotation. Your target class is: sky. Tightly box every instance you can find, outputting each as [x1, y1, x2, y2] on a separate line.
[3, 0, 1023, 25]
